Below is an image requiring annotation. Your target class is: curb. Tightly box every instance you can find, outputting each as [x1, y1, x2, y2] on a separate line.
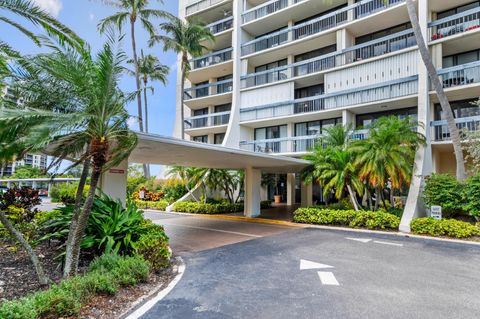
[121, 256, 186, 319]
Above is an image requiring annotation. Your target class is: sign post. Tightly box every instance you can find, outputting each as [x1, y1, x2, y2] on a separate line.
[430, 206, 442, 220]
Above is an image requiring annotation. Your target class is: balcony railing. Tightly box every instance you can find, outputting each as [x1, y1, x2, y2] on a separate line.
[241, 0, 405, 56]
[242, 0, 305, 24]
[207, 16, 233, 34]
[241, 29, 416, 88]
[436, 60, 480, 89]
[184, 111, 231, 129]
[431, 116, 480, 141]
[184, 79, 233, 100]
[186, 0, 226, 16]
[429, 6, 480, 41]
[190, 48, 233, 70]
[239, 134, 323, 154]
[240, 75, 418, 122]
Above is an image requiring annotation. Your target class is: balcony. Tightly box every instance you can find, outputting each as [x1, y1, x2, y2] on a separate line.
[240, 76, 418, 122]
[190, 48, 233, 70]
[241, 0, 405, 56]
[429, 6, 480, 42]
[184, 111, 231, 132]
[241, 29, 416, 88]
[431, 116, 480, 142]
[436, 60, 480, 90]
[207, 16, 233, 34]
[242, 0, 306, 24]
[186, 0, 228, 16]
[184, 79, 233, 108]
[239, 134, 322, 154]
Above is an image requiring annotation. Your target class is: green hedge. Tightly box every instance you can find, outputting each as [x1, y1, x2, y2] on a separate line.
[0, 254, 149, 319]
[410, 217, 480, 239]
[134, 200, 169, 211]
[49, 182, 89, 204]
[293, 208, 400, 230]
[173, 201, 243, 214]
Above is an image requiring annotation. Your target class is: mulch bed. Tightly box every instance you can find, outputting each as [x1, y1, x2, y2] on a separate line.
[0, 239, 179, 318]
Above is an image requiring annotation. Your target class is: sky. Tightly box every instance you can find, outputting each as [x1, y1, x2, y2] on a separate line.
[4, 0, 180, 176]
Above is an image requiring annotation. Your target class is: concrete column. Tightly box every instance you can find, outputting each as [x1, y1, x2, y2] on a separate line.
[244, 167, 261, 217]
[431, 43, 443, 68]
[99, 159, 128, 206]
[7, 181, 11, 189]
[401, 0, 432, 232]
[342, 109, 355, 128]
[286, 173, 296, 206]
[287, 122, 294, 153]
[32, 181, 37, 190]
[301, 181, 312, 207]
[47, 182, 52, 195]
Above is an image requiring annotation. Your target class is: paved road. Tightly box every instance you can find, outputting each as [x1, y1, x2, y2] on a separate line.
[145, 211, 298, 254]
[141, 225, 480, 319]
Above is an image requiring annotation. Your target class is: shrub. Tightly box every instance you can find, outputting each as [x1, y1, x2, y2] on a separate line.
[463, 174, 480, 221]
[293, 208, 400, 230]
[0, 255, 150, 319]
[423, 174, 465, 218]
[136, 222, 171, 272]
[0, 187, 41, 222]
[162, 179, 188, 201]
[49, 182, 89, 204]
[132, 190, 164, 202]
[410, 217, 480, 239]
[173, 201, 243, 214]
[134, 200, 169, 211]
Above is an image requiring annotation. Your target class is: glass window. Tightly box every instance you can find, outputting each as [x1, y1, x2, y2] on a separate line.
[295, 84, 324, 99]
[438, 1, 480, 19]
[255, 125, 287, 140]
[434, 98, 480, 120]
[295, 118, 342, 136]
[355, 23, 412, 45]
[193, 135, 208, 143]
[215, 103, 231, 113]
[214, 133, 225, 145]
[356, 107, 418, 128]
[294, 45, 337, 63]
[443, 49, 480, 67]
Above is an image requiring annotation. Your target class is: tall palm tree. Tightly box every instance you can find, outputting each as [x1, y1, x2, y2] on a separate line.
[404, 0, 466, 180]
[149, 13, 214, 139]
[98, 0, 167, 134]
[0, 0, 83, 55]
[350, 116, 425, 210]
[129, 50, 169, 133]
[1, 33, 138, 276]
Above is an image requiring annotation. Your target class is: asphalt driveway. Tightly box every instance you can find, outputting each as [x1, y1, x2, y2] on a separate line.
[140, 224, 480, 319]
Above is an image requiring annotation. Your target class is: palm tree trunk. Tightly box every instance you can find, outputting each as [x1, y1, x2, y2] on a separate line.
[143, 81, 151, 178]
[405, 0, 466, 180]
[0, 210, 49, 285]
[180, 54, 188, 140]
[66, 166, 102, 276]
[63, 159, 89, 277]
[346, 184, 360, 211]
[374, 187, 380, 211]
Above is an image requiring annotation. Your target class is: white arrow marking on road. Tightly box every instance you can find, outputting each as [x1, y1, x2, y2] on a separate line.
[374, 240, 403, 247]
[345, 237, 372, 243]
[300, 259, 334, 270]
[317, 272, 340, 286]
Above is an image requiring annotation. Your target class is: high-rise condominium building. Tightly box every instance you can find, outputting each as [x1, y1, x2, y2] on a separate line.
[175, 0, 480, 204]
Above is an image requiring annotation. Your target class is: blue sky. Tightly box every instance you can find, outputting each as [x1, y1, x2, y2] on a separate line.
[4, 0, 180, 176]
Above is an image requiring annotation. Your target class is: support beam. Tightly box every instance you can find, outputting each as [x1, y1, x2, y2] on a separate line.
[286, 173, 296, 206]
[99, 159, 128, 206]
[244, 167, 261, 217]
[301, 182, 312, 207]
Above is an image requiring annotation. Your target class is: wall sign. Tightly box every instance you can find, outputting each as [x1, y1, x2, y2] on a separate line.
[430, 206, 442, 220]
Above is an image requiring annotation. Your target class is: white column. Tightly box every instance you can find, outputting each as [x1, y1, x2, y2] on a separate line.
[301, 181, 312, 207]
[401, 0, 432, 232]
[286, 173, 296, 206]
[244, 167, 261, 217]
[99, 159, 128, 206]
[32, 181, 37, 190]
[342, 109, 355, 127]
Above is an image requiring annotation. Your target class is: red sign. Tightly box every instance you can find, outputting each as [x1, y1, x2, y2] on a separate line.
[109, 169, 125, 174]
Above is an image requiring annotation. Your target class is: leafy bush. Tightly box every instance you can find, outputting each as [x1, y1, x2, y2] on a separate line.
[135, 221, 171, 272]
[423, 174, 465, 218]
[0, 254, 150, 319]
[293, 208, 400, 230]
[0, 187, 41, 222]
[132, 190, 165, 201]
[49, 182, 89, 204]
[162, 183, 188, 201]
[134, 200, 169, 211]
[410, 217, 480, 238]
[463, 175, 480, 221]
[173, 201, 243, 214]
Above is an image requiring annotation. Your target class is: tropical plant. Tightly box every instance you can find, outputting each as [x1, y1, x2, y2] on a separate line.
[10, 165, 46, 179]
[405, 0, 466, 180]
[149, 13, 214, 139]
[422, 174, 465, 218]
[0, 33, 138, 276]
[128, 50, 169, 133]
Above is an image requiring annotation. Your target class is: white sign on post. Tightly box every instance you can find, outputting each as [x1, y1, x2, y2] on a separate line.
[431, 206, 442, 220]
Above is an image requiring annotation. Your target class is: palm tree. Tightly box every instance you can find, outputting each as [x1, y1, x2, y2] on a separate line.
[133, 50, 169, 133]
[98, 0, 167, 134]
[1, 33, 138, 276]
[149, 13, 214, 139]
[350, 116, 425, 210]
[404, 0, 466, 180]
[166, 165, 197, 201]
[0, 0, 83, 55]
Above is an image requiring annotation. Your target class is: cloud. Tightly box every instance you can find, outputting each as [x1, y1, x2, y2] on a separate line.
[32, 0, 62, 17]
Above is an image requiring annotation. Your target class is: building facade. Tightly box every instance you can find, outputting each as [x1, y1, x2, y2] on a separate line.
[175, 0, 480, 216]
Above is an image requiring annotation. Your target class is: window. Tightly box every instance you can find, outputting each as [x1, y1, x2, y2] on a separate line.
[214, 133, 225, 145]
[193, 135, 208, 143]
[191, 108, 208, 128]
[437, 1, 480, 20]
[195, 80, 209, 98]
[216, 75, 233, 94]
[254, 59, 288, 85]
[356, 107, 417, 128]
[355, 23, 412, 45]
[434, 99, 480, 120]
[294, 45, 337, 63]
[254, 125, 287, 153]
[295, 118, 342, 137]
[214, 103, 231, 125]
[443, 49, 480, 68]
[295, 84, 324, 99]
[215, 103, 231, 113]
[293, 3, 348, 39]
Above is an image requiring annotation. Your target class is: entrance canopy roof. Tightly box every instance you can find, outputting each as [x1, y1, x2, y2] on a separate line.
[129, 132, 310, 173]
